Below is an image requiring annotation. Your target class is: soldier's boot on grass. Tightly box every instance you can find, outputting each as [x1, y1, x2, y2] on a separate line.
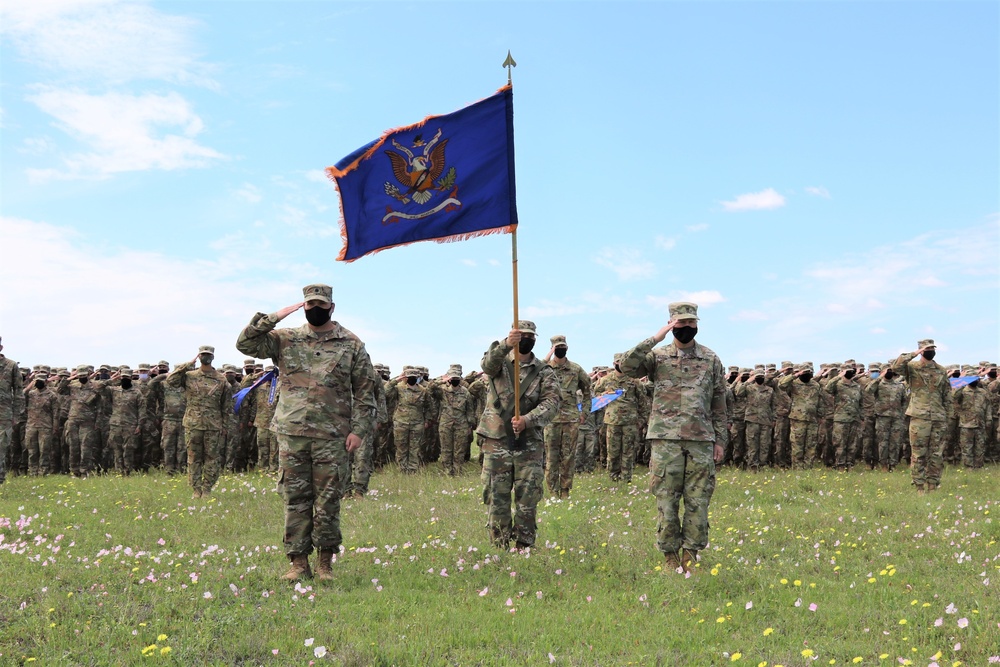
[663, 552, 682, 573]
[681, 549, 698, 574]
[281, 554, 312, 581]
[316, 549, 335, 581]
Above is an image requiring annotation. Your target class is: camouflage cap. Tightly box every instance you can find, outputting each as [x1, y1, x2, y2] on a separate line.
[222, 364, 237, 373]
[254, 364, 263, 370]
[265, 365, 276, 372]
[158, 360, 170, 367]
[765, 363, 776, 371]
[243, 359, 255, 367]
[843, 359, 856, 367]
[739, 367, 752, 375]
[592, 366, 603, 373]
[199, 345, 215, 355]
[668, 301, 699, 321]
[550, 335, 567, 347]
[98, 364, 111, 372]
[57, 367, 70, 376]
[302, 283, 333, 304]
[978, 360, 992, 368]
[754, 364, 765, 372]
[728, 365, 739, 374]
[447, 364, 463, 378]
[869, 362, 882, 371]
[946, 364, 960, 371]
[917, 338, 936, 349]
[404, 367, 421, 378]
[516, 320, 536, 334]
[137, 363, 151, 371]
[613, 352, 623, 363]
[780, 360, 794, 369]
[752, 367, 764, 377]
[119, 366, 132, 375]
[76, 364, 89, 374]
[963, 367, 980, 377]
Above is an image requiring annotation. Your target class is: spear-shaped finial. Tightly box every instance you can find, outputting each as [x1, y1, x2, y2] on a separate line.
[502, 50, 517, 86]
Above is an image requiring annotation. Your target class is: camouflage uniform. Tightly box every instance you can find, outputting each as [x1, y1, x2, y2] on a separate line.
[235, 287, 376, 564]
[954, 374, 991, 468]
[155, 369, 187, 474]
[56, 368, 105, 476]
[619, 303, 728, 563]
[737, 372, 775, 469]
[99, 371, 144, 474]
[166, 348, 231, 496]
[769, 362, 794, 468]
[543, 336, 591, 497]
[728, 369, 750, 467]
[866, 371, 907, 469]
[858, 363, 880, 466]
[478, 321, 560, 549]
[778, 365, 823, 468]
[385, 369, 429, 473]
[575, 390, 598, 473]
[375, 368, 397, 468]
[430, 365, 476, 476]
[593, 361, 641, 483]
[347, 367, 383, 496]
[254, 371, 280, 472]
[825, 372, 863, 469]
[23, 374, 58, 475]
[985, 364, 1000, 461]
[891, 340, 952, 491]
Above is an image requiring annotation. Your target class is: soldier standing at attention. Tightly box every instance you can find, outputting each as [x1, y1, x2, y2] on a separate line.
[0, 337, 25, 485]
[543, 335, 591, 499]
[385, 367, 429, 474]
[98, 368, 144, 474]
[22, 368, 57, 476]
[619, 302, 727, 574]
[57, 365, 105, 477]
[478, 321, 560, 550]
[429, 364, 476, 477]
[891, 339, 952, 494]
[236, 284, 375, 582]
[167, 346, 231, 499]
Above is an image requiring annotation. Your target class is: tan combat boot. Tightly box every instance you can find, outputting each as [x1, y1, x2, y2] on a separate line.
[663, 552, 682, 573]
[281, 554, 312, 581]
[316, 549, 335, 581]
[681, 549, 698, 574]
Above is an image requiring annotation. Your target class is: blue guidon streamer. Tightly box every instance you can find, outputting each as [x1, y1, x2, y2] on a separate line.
[233, 370, 277, 414]
[578, 389, 624, 413]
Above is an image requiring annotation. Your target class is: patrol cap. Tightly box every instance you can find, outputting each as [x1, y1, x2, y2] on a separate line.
[405, 367, 421, 378]
[963, 367, 979, 377]
[780, 360, 794, 370]
[516, 320, 536, 334]
[754, 364, 765, 372]
[550, 335, 567, 347]
[752, 367, 764, 377]
[265, 365, 276, 372]
[158, 360, 170, 367]
[613, 353, 623, 363]
[243, 359, 255, 366]
[58, 368, 70, 377]
[302, 283, 333, 304]
[668, 301, 699, 321]
[223, 364, 237, 373]
[447, 364, 463, 378]
[592, 366, 603, 373]
[728, 365, 739, 374]
[254, 364, 263, 371]
[765, 363, 776, 372]
[869, 362, 882, 371]
[843, 359, 856, 367]
[35, 369, 49, 378]
[76, 364, 89, 374]
[199, 345, 215, 355]
[978, 360, 992, 369]
[918, 338, 936, 349]
[739, 367, 751, 375]
[137, 363, 151, 371]
[119, 366, 132, 375]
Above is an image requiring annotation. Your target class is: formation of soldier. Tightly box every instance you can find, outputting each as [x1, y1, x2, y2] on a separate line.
[1, 337, 997, 493]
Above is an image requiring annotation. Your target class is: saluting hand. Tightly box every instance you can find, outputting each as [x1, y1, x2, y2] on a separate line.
[653, 318, 678, 344]
[275, 302, 304, 321]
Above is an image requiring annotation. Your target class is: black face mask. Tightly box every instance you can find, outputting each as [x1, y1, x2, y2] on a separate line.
[449, 377, 461, 387]
[741, 374, 750, 383]
[121, 379, 133, 389]
[799, 373, 813, 383]
[883, 370, 895, 380]
[305, 305, 332, 326]
[79, 377, 88, 384]
[673, 326, 698, 345]
[613, 363, 622, 373]
[754, 376, 764, 385]
[950, 371, 960, 379]
[554, 347, 567, 359]
[381, 373, 390, 381]
[922, 350, 936, 361]
[100, 372, 110, 380]
[35, 380, 46, 390]
[988, 371, 998, 379]
[199, 355, 213, 366]
[406, 376, 418, 386]
[969, 380, 980, 388]
[844, 370, 856, 379]
[518, 338, 536, 355]
[727, 373, 737, 384]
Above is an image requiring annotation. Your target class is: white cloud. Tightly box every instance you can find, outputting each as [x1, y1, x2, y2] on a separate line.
[487, 259, 501, 267]
[721, 188, 786, 212]
[654, 235, 677, 251]
[1, 0, 215, 87]
[592, 247, 656, 282]
[460, 259, 477, 267]
[686, 223, 709, 232]
[277, 204, 338, 238]
[914, 274, 946, 287]
[303, 169, 329, 184]
[731, 309, 767, 322]
[235, 183, 262, 204]
[26, 87, 224, 181]
[805, 186, 831, 198]
[870, 327, 887, 334]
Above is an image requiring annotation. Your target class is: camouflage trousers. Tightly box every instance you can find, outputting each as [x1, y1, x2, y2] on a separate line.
[186, 428, 222, 495]
[944, 418, 960, 463]
[544, 422, 579, 494]
[160, 420, 185, 474]
[728, 419, 746, 467]
[745, 421, 772, 469]
[606, 424, 637, 482]
[908, 417, 946, 489]
[832, 421, 858, 468]
[347, 432, 374, 495]
[24, 426, 52, 476]
[860, 418, 876, 466]
[257, 428, 278, 472]
[959, 427, 985, 468]
[109, 424, 139, 474]
[772, 416, 791, 468]
[874, 416, 904, 467]
[64, 419, 98, 475]
[277, 434, 349, 556]
[394, 422, 422, 473]
[141, 423, 161, 471]
[481, 434, 544, 548]
[575, 429, 597, 473]
[649, 439, 717, 554]
[789, 419, 818, 468]
[0, 423, 13, 482]
[439, 420, 470, 476]
[374, 422, 394, 468]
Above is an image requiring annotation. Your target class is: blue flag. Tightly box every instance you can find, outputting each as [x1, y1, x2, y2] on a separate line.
[234, 370, 277, 414]
[950, 376, 980, 389]
[578, 390, 624, 413]
[327, 86, 517, 262]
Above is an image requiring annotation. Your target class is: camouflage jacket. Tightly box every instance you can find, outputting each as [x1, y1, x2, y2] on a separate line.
[593, 371, 640, 425]
[857, 375, 876, 418]
[430, 382, 476, 428]
[99, 384, 144, 428]
[385, 381, 429, 426]
[253, 378, 280, 430]
[547, 359, 592, 424]
[57, 378, 107, 423]
[731, 378, 749, 419]
[372, 374, 388, 426]
[166, 362, 231, 432]
[768, 375, 792, 417]
[865, 377, 907, 418]
[778, 374, 824, 422]
[954, 384, 992, 428]
[159, 380, 187, 422]
[476, 340, 560, 441]
[235, 314, 376, 441]
[619, 338, 728, 447]
[0, 355, 25, 423]
[890, 354, 952, 421]
[23, 386, 58, 430]
[824, 377, 862, 424]
[736, 381, 776, 426]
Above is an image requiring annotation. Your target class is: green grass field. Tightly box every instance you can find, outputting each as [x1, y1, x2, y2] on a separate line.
[1, 461, 997, 666]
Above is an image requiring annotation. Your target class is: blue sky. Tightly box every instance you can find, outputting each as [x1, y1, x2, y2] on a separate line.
[1, 1, 997, 375]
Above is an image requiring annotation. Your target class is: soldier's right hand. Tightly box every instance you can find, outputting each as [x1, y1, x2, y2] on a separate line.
[275, 302, 304, 321]
[653, 318, 678, 343]
[506, 329, 522, 348]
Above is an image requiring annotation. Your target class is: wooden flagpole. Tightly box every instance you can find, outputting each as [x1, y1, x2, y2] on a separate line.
[503, 51, 521, 419]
